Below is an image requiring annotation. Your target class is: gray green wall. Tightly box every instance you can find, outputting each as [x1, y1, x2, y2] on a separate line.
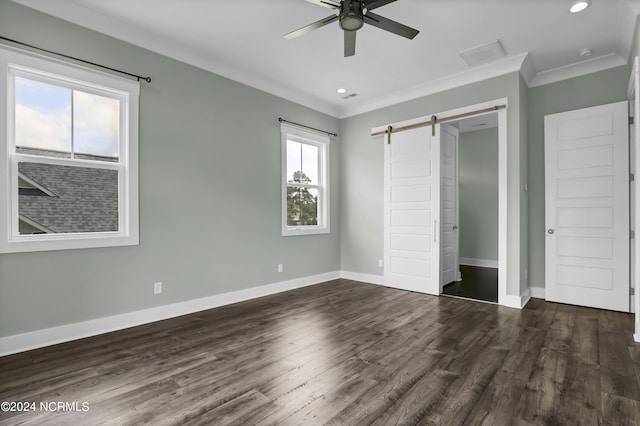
[0, 2, 340, 337]
[526, 66, 629, 289]
[458, 128, 499, 262]
[339, 72, 527, 296]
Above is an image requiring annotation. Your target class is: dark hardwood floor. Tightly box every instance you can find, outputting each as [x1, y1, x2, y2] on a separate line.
[442, 265, 498, 303]
[1, 279, 639, 425]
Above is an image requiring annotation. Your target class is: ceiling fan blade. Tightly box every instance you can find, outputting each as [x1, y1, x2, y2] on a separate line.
[364, 0, 397, 10]
[283, 14, 339, 40]
[364, 11, 419, 39]
[304, 0, 340, 9]
[344, 30, 356, 57]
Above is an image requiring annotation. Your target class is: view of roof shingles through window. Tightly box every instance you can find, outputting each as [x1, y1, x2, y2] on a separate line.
[18, 158, 118, 234]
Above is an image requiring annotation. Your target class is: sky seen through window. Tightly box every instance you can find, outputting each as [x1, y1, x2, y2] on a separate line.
[15, 76, 120, 159]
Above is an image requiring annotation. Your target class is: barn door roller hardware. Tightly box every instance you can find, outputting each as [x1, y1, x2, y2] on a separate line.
[373, 104, 506, 142]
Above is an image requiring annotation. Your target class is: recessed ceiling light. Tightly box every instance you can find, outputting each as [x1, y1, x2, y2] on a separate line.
[569, 0, 591, 13]
[337, 88, 347, 94]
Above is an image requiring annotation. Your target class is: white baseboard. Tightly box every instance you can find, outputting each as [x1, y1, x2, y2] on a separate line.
[529, 286, 546, 299]
[501, 288, 530, 309]
[459, 258, 498, 268]
[0, 271, 341, 357]
[340, 270, 384, 285]
[635, 332, 640, 343]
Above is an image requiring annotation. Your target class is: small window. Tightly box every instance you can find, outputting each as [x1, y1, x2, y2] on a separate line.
[281, 123, 330, 236]
[0, 46, 139, 253]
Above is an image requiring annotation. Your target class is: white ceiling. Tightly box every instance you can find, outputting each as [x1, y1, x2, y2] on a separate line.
[12, 0, 640, 118]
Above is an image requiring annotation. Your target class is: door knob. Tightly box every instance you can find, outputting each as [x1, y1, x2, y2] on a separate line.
[547, 229, 555, 234]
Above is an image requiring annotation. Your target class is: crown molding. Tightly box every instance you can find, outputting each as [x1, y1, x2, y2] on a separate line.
[519, 53, 537, 86]
[527, 53, 627, 88]
[337, 53, 529, 118]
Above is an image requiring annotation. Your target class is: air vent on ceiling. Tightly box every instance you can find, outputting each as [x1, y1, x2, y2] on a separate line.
[343, 93, 358, 99]
[459, 40, 506, 67]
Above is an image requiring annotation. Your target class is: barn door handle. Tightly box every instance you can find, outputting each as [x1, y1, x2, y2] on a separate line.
[434, 220, 437, 242]
[547, 229, 555, 234]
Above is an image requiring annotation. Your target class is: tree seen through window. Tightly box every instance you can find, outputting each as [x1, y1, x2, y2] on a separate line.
[287, 170, 318, 226]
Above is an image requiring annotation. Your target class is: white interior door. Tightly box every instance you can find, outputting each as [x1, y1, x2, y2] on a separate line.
[441, 124, 460, 285]
[544, 101, 630, 312]
[384, 125, 441, 294]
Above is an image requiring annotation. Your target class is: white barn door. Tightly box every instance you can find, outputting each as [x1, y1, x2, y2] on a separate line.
[544, 101, 629, 312]
[384, 125, 441, 294]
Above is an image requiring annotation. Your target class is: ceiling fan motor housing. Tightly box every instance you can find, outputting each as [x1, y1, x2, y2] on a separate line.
[340, 0, 364, 31]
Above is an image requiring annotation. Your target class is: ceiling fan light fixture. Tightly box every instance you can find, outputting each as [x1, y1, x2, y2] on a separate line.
[340, 11, 364, 31]
[569, 0, 591, 13]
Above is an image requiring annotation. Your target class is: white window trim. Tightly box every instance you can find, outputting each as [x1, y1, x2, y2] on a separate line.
[281, 123, 330, 236]
[0, 45, 139, 253]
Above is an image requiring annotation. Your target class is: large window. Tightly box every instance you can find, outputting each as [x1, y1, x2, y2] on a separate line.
[0, 46, 139, 253]
[281, 123, 330, 236]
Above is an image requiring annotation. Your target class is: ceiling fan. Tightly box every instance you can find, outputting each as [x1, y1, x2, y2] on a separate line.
[284, 0, 419, 57]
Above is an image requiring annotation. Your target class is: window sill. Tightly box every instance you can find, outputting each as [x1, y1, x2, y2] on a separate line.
[0, 233, 139, 254]
[282, 226, 330, 237]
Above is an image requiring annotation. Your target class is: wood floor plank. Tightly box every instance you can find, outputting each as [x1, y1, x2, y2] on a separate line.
[629, 344, 640, 365]
[1, 279, 638, 425]
[551, 357, 601, 425]
[543, 304, 576, 353]
[465, 326, 546, 425]
[368, 368, 461, 426]
[325, 350, 447, 424]
[421, 347, 507, 425]
[602, 392, 640, 426]
[600, 331, 640, 401]
[180, 389, 272, 426]
[510, 348, 568, 422]
[570, 314, 600, 365]
[464, 371, 527, 425]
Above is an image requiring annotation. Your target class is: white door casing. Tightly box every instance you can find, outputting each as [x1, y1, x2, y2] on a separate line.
[384, 125, 441, 294]
[630, 99, 636, 315]
[544, 101, 630, 312]
[628, 56, 640, 342]
[441, 124, 460, 286]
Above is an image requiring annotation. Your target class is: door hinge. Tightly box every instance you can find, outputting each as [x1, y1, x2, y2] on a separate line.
[630, 116, 635, 125]
[631, 287, 635, 296]
[631, 230, 636, 239]
[631, 173, 636, 182]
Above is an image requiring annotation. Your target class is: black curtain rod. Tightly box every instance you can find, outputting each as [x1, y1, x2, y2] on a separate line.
[278, 117, 337, 137]
[0, 36, 151, 83]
